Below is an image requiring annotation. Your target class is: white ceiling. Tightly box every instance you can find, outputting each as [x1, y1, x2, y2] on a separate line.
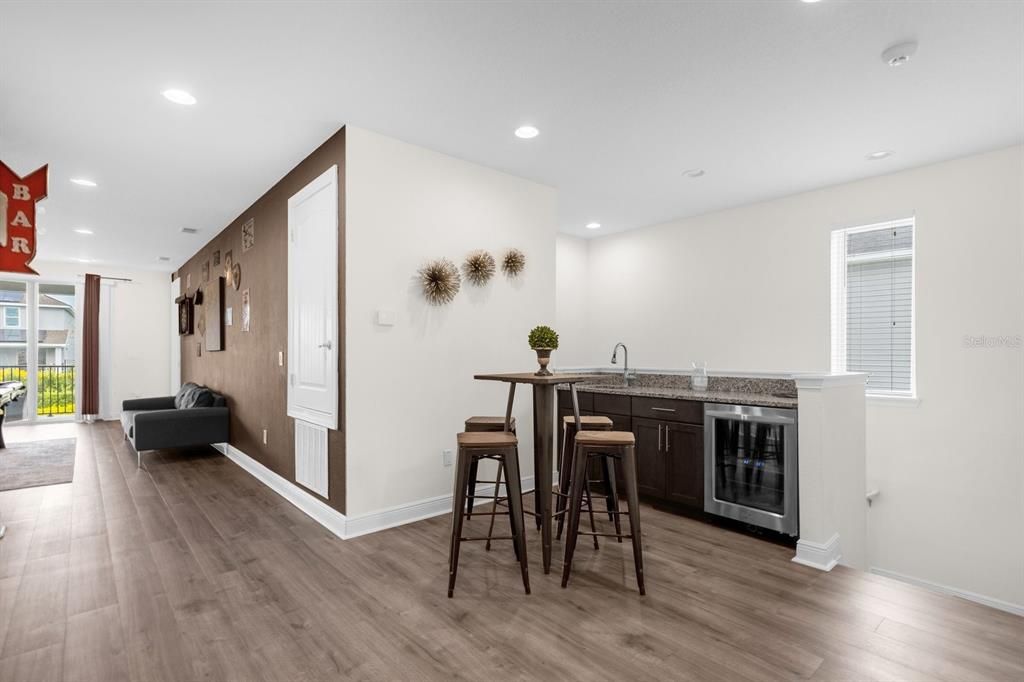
[2, 1, 1022, 272]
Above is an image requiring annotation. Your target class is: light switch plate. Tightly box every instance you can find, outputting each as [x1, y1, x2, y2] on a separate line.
[376, 310, 396, 327]
[278, 350, 284, 366]
[225, 307, 233, 326]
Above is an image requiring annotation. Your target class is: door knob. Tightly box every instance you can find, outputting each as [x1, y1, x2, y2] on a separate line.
[318, 341, 332, 350]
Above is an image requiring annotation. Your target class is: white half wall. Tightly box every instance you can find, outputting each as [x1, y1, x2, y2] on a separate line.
[344, 127, 558, 517]
[32, 261, 173, 418]
[556, 145, 1024, 609]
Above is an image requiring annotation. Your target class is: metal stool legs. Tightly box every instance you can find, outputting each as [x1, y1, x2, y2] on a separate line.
[448, 443, 530, 597]
[561, 441, 645, 595]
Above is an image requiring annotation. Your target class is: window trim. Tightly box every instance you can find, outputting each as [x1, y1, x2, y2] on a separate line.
[830, 217, 917, 399]
[3, 306, 21, 329]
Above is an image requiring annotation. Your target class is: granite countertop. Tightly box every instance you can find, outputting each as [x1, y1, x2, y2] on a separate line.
[559, 373, 799, 409]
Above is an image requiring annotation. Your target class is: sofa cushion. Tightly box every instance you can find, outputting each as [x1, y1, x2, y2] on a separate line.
[174, 382, 199, 409]
[174, 382, 216, 409]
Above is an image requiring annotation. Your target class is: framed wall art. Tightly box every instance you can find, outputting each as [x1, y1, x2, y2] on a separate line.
[176, 296, 194, 336]
[242, 218, 255, 252]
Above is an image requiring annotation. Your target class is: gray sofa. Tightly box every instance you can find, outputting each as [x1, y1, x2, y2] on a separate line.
[121, 382, 229, 466]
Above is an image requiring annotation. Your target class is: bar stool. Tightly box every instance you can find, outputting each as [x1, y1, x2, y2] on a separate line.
[448, 431, 530, 597]
[463, 416, 516, 520]
[555, 415, 621, 543]
[561, 430, 645, 595]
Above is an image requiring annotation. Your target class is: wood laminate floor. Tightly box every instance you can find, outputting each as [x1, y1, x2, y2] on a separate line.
[0, 422, 1021, 681]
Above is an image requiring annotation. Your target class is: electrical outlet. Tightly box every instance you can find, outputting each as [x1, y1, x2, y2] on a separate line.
[262, 429, 268, 445]
[442, 449, 453, 467]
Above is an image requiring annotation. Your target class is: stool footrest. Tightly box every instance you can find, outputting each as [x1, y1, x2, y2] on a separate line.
[576, 531, 634, 540]
[460, 535, 515, 542]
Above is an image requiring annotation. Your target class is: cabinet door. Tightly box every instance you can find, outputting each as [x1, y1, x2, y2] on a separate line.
[665, 423, 704, 509]
[632, 418, 666, 499]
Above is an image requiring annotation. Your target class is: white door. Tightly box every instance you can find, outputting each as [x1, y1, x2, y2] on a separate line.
[287, 165, 339, 429]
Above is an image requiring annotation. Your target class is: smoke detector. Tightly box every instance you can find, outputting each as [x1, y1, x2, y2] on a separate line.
[882, 41, 918, 67]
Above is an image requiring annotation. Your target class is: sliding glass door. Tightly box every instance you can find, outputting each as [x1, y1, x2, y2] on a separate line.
[0, 279, 78, 422]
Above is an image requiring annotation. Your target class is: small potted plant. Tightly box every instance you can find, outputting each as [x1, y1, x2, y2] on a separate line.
[528, 325, 559, 376]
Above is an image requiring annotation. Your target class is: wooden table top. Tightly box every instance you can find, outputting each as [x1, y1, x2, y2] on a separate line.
[474, 372, 593, 385]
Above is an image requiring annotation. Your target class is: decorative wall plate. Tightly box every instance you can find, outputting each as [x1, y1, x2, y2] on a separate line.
[232, 263, 241, 290]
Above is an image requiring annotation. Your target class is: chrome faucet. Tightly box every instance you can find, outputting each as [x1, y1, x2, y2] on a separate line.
[610, 342, 631, 386]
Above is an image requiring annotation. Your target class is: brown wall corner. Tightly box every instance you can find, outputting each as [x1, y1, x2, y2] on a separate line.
[176, 126, 347, 514]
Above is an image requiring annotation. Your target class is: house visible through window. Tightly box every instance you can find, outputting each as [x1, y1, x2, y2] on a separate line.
[830, 218, 915, 397]
[4, 307, 20, 328]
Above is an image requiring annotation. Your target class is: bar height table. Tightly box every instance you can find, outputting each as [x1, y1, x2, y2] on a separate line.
[474, 372, 592, 574]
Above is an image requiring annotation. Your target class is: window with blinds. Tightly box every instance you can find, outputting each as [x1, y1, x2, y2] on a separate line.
[830, 218, 915, 397]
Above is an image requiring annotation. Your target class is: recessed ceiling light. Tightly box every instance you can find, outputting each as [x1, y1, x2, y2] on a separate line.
[801, 0, 822, 3]
[73, 228, 94, 235]
[162, 88, 197, 106]
[74, 257, 92, 263]
[585, 222, 601, 230]
[70, 178, 97, 187]
[682, 168, 705, 178]
[866, 150, 894, 160]
[882, 41, 917, 67]
[514, 125, 539, 139]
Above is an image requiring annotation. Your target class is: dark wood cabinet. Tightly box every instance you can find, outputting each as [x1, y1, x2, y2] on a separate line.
[557, 388, 704, 512]
[664, 422, 704, 509]
[632, 418, 666, 498]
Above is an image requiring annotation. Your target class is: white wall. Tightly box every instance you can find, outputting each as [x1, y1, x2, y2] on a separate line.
[32, 261, 172, 418]
[554, 235, 589, 365]
[344, 127, 558, 517]
[557, 145, 1024, 609]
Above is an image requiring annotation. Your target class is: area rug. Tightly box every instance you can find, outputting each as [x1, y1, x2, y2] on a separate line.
[0, 438, 77, 491]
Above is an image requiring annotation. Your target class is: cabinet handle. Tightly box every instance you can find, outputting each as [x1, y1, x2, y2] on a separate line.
[657, 424, 662, 451]
[651, 407, 676, 413]
[664, 426, 670, 454]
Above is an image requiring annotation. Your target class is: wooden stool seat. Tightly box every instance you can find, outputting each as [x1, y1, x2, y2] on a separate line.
[573, 430, 635, 446]
[457, 431, 517, 447]
[561, 415, 613, 427]
[465, 416, 517, 431]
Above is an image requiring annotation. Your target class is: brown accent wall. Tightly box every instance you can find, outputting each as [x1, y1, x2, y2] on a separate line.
[177, 127, 346, 513]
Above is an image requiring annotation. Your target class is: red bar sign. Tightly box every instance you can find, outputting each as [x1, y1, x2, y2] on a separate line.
[0, 161, 48, 275]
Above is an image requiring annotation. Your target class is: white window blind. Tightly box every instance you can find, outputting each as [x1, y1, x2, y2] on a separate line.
[830, 218, 915, 397]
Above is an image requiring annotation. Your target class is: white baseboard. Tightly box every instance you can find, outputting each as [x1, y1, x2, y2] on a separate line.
[214, 442, 349, 538]
[214, 442, 541, 540]
[869, 566, 1024, 617]
[792, 533, 841, 571]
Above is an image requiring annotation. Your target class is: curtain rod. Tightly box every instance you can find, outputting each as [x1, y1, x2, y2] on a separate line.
[77, 275, 133, 282]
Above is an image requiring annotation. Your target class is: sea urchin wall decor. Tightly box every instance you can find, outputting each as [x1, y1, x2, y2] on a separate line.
[462, 250, 496, 286]
[419, 258, 461, 305]
[502, 249, 526, 277]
